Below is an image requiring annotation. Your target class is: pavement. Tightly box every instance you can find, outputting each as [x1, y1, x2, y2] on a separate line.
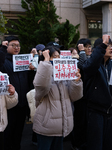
[21, 121, 72, 150]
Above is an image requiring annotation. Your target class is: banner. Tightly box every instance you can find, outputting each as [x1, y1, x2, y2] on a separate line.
[60, 50, 72, 59]
[53, 59, 78, 81]
[0, 72, 9, 95]
[13, 54, 33, 72]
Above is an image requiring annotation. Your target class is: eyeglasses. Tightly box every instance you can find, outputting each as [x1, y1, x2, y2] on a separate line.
[8, 44, 20, 49]
[85, 46, 92, 49]
[107, 45, 112, 49]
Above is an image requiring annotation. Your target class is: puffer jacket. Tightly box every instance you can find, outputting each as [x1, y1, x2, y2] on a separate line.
[26, 89, 36, 122]
[0, 92, 18, 132]
[33, 61, 83, 137]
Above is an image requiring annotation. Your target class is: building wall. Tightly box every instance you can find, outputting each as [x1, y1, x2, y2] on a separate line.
[54, 0, 88, 38]
[0, 0, 25, 13]
[82, 0, 112, 8]
[82, 0, 112, 38]
[0, 0, 89, 40]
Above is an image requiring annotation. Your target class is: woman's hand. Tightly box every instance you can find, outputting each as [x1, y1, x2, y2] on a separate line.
[43, 50, 50, 61]
[29, 63, 35, 70]
[102, 34, 110, 45]
[7, 84, 15, 95]
[78, 44, 85, 51]
[31, 48, 37, 57]
[74, 69, 81, 82]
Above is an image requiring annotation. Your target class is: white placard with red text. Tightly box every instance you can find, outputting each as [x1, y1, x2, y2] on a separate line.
[13, 54, 33, 72]
[60, 50, 72, 59]
[53, 59, 78, 81]
[0, 72, 9, 95]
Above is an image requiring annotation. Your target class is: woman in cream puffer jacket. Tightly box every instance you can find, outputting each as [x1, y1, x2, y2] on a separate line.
[33, 46, 83, 150]
[0, 84, 18, 150]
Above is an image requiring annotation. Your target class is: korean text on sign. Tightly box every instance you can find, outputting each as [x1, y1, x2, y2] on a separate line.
[0, 73, 9, 95]
[13, 54, 33, 72]
[60, 50, 72, 59]
[53, 59, 78, 81]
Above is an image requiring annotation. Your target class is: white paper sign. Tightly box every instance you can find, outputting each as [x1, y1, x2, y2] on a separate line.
[31, 55, 39, 70]
[109, 67, 112, 85]
[53, 59, 78, 81]
[0, 72, 9, 95]
[13, 54, 33, 72]
[60, 50, 72, 59]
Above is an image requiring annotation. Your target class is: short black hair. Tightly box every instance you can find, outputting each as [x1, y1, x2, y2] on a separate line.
[5, 36, 20, 43]
[77, 38, 91, 47]
[39, 46, 60, 62]
[93, 37, 111, 48]
[76, 38, 91, 53]
[93, 38, 103, 48]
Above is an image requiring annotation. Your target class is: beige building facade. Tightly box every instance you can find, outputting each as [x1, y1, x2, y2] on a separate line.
[0, 0, 112, 44]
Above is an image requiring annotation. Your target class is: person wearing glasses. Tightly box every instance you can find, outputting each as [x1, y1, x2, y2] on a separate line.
[70, 38, 92, 150]
[0, 36, 31, 150]
[83, 35, 112, 150]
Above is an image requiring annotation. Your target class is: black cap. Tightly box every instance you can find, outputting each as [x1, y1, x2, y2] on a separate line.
[46, 41, 64, 50]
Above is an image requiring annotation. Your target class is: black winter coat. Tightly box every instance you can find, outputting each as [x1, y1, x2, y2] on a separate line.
[0, 46, 30, 107]
[83, 43, 112, 115]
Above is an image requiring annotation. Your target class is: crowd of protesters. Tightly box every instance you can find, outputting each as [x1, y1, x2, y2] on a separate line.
[0, 34, 112, 150]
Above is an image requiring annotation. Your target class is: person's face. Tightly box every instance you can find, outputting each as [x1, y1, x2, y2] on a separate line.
[7, 40, 20, 55]
[71, 49, 78, 57]
[84, 44, 92, 56]
[50, 51, 60, 61]
[104, 44, 112, 58]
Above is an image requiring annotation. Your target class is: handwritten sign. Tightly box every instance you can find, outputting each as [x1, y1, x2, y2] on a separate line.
[60, 50, 72, 59]
[53, 59, 78, 81]
[13, 54, 33, 72]
[0, 73, 9, 95]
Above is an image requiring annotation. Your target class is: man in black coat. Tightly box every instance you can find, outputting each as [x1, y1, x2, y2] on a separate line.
[70, 39, 92, 150]
[83, 34, 112, 150]
[0, 36, 30, 150]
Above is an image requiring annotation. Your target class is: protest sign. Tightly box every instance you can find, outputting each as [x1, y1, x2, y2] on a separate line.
[0, 72, 9, 95]
[53, 59, 78, 81]
[109, 67, 112, 85]
[60, 50, 72, 59]
[13, 54, 33, 72]
[31, 54, 38, 71]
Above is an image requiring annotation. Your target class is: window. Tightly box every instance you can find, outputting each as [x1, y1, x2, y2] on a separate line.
[88, 20, 102, 45]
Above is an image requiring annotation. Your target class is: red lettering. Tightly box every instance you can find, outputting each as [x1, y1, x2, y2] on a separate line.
[61, 72, 66, 79]
[67, 64, 71, 72]
[72, 64, 76, 70]
[55, 72, 61, 79]
[58, 64, 61, 71]
[16, 61, 29, 65]
[61, 64, 66, 72]
[71, 72, 76, 78]
[0, 75, 5, 81]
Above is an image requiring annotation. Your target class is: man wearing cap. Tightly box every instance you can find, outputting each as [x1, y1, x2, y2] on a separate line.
[46, 41, 64, 50]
